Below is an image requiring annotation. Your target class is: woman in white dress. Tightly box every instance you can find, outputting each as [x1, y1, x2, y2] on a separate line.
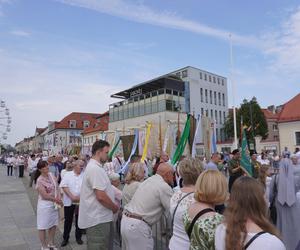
[36, 160, 63, 250]
[215, 176, 285, 250]
[169, 158, 203, 250]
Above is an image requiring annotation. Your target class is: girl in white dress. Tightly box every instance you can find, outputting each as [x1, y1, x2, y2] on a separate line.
[36, 161, 63, 250]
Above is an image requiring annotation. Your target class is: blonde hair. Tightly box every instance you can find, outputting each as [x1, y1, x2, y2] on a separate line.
[258, 164, 270, 188]
[178, 157, 203, 186]
[194, 170, 227, 205]
[125, 162, 145, 184]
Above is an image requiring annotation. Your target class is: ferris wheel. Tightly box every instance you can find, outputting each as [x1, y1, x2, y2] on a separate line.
[0, 100, 11, 142]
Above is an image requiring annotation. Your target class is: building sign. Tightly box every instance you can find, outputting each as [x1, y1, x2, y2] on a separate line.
[130, 88, 142, 98]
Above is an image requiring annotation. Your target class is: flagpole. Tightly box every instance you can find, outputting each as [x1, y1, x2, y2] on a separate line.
[230, 34, 238, 149]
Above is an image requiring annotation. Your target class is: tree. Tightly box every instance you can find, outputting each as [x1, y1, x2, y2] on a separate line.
[224, 97, 268, 145]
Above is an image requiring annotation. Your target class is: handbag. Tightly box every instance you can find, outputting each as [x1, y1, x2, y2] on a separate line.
[49, 173, 62, 210]
[269, 175, 277, 224]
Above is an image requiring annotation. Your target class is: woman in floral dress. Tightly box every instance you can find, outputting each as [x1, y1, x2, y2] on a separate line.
[183, 170, 227, 250]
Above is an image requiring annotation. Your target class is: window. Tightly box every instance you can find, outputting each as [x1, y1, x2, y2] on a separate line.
[83, 120, 90, 128]
[215, 110, 218, 123]
[223, 111, 226, 122]
[175, 72, 181, 78]
[200, 88, 203, 102]
[214, 91, 217, 105]
[205, 89, 208, 103]
[211, 109, 213, 118]
[201, 108, 204, 115]
[200, 72, 202, 79]
[69, 120, 76, 128]
[218, 78, 220, 84]
[204, 74, 207, 81]
[219, 111, 222, 124]
[274, 135, 279, 141]
[222, 93, 225, 106]
[209, 75, 212, 82]
[222, 79, 224, 85]
[213, 76, 216, 83]
[273, 124, 278, 131]
[218, 92, 221, 106]
[209, 90, 212, 104]
[182, 70, 188, 78]
[205, 109, 208, 117]
[295, 132, 300, 145]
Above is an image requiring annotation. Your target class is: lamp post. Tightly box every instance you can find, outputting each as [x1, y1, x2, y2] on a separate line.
[248, 100, 257, 152]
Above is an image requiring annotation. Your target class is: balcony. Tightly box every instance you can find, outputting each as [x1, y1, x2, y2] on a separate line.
[109, 88, 185, 122]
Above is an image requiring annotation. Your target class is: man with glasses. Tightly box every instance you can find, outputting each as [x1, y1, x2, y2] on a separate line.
[60, 160, 84, 247]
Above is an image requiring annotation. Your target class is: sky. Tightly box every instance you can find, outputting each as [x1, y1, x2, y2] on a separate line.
[1, 0, 300, 145]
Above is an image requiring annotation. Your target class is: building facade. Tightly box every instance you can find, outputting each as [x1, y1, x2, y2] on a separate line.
[46, 112, 100, 154]
[170, 66, 228, 142]
[108, 66, 228, 158]
[81, 112, 109, 155]
[277, 93, 300, 153]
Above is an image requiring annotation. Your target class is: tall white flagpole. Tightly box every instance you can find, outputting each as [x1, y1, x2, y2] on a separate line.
[230, 34, 238, 149]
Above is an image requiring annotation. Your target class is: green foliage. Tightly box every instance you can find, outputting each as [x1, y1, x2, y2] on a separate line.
[224, 97, 268, 141]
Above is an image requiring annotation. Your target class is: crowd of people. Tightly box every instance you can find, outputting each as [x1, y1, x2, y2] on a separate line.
[2, 144, 300, 250]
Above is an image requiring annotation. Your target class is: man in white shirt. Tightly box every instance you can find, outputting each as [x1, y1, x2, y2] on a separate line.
[6, 154, 15, 176]
[60, 160, 84, 247]
[121, 163, 174, 250]
[78, 140, 118, 250]
[28, 154, 38, 187]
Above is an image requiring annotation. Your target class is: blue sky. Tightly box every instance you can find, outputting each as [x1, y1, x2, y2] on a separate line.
[1, 0, 300, 145]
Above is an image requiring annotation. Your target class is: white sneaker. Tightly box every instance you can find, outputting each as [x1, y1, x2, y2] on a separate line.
[47, 244, 58, 250]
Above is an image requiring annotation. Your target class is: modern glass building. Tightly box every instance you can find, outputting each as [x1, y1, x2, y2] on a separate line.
[109, 75, 186, 122]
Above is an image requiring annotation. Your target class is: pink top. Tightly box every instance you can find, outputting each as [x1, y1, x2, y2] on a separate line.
[36, 173, 60, 200]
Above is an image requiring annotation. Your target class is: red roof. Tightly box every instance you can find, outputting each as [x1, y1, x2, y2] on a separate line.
[278, 93, 300, 123]
[54, 112, 101, 130]
[35, 127, 47, 135]
[82, 112, 109, 135]
[261, 109, 279, 120]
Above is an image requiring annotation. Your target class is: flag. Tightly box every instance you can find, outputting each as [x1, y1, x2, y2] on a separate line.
[108, 132, 120, 159]
[240, 129, 253, 176]
[162, 122, 171, 152]
[192, 114, 201, 158]
[211, 120, 217, 154]
[119, 128, 139, 174]
[171, 114, 191, 165]
[141, 123, 152, 162]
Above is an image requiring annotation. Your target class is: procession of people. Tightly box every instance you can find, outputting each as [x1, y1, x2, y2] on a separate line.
[2, 144, 300, 250]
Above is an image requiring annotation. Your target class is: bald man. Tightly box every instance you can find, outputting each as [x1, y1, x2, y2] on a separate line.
[121, 163, 174, 250]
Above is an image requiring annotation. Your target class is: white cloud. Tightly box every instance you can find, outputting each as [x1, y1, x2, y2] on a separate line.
[261, 6, 300, 76]
[57, 0, 259, 47]
[0, 0, 13, 16]
[10, 30, 31, 37]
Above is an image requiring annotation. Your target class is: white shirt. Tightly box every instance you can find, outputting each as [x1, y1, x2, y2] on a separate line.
[125, 174, 173, 226]
[16, 157, 25, 166]
[78, 159, 115, 229]
[257, 157, 270, 165]
[169, 190, 194, 250]
[28, 158, 37, 173]
[60, 171, 83, 207]
[7, 157, 16, 165]
[215, 224, 286, 250]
